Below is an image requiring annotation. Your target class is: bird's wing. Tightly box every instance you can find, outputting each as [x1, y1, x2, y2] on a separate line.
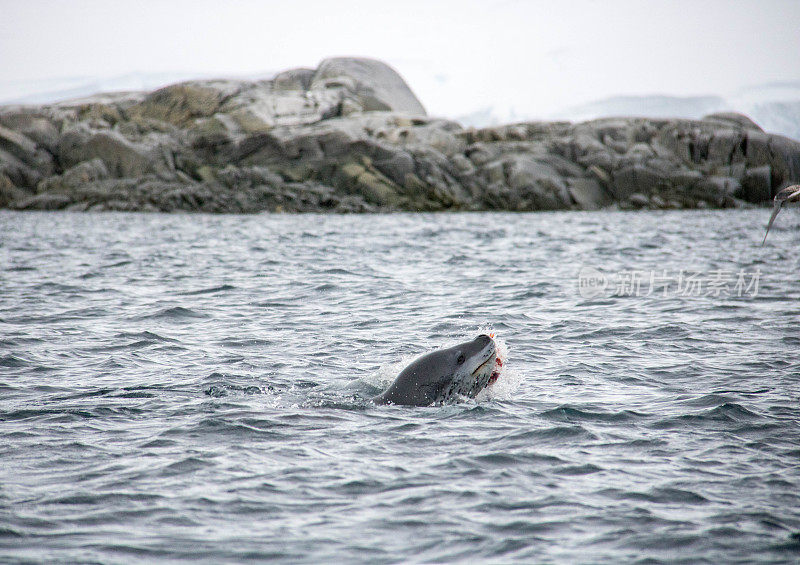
[762, 202, 783, 245]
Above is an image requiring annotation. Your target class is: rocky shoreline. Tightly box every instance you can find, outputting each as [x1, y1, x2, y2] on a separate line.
[1, 57, 799, 213]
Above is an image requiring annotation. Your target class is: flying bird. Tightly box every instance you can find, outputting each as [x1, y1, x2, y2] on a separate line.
[762, 184, 800, 245]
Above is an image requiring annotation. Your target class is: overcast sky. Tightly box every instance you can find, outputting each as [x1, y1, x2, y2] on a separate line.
[1, 0, 799, 118]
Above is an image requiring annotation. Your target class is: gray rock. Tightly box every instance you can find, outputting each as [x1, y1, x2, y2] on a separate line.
[707, 130, 745, 165]
[372, 147, 416, 186]
[128, 81, 235, 127]
[0, 124, 39, 162]
[312, 58, 426, 116]
[669, 168, 703, 189]
[0, 172, 29, 206]
[695, 176, 740, 203]
[0, 147, 42, 189]
[578, 150, 616, 173]
[505, 156, 559, 191]
[503, 155, 570, 210]
[0, 123, 54, 178]
[1, 58, 799, 213]
[767, 135, 800, 192]
[568, 133, 608, 159]
[740, 165, 772, 202]
[37, 158, 109, 194]
[272, 68, 315, 92]
[57, 127, 152, 177]
[0, 111, 60, 149]
[12, 192, 72, 210]
[628, 193, 650, 208]
[611, 164, 670, 200]
[450, 154, 475, 175]
[702, 112, 763, 131]
[744, 130, 772, 167]
[566, 178, 612, 210]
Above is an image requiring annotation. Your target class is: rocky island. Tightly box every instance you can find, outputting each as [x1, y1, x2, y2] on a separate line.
[1, 57, 799, 213]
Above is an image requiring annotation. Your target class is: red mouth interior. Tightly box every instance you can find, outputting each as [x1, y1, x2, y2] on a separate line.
[487, 357, 502, 385]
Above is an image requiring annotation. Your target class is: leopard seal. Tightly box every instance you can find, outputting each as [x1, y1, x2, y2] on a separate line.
[373, 334, 499, 406]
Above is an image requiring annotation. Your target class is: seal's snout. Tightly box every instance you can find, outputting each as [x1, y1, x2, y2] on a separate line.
[474, 334, 496, 357]
[475, 334, 493, 346]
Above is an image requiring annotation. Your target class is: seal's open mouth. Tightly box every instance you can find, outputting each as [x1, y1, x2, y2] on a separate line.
[471, 339, 502, 388]
[472, 353, 495, 375]
[487, 357, 502, 385]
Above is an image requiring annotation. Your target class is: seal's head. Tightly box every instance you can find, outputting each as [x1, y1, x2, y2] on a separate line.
[375, 334, 501, 406]
[438, 334, 498, 402]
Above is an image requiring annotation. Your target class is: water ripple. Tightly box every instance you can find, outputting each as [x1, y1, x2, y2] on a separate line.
[0, 209, 799, 563]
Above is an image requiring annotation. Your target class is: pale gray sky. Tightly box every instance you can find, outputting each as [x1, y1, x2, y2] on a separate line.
[1, 0, 799, 118]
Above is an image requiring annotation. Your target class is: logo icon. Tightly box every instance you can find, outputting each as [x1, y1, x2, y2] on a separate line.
[577, 266, 608, 298]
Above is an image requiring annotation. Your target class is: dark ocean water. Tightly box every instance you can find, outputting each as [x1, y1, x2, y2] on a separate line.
[1, 209, 799, 564]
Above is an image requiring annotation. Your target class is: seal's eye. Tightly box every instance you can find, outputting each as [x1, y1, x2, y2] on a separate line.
[456, 353, 465, 365]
